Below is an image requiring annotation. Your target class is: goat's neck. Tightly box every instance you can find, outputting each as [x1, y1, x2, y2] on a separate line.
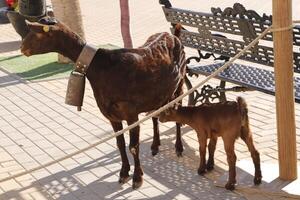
[56, 32, 86, 62]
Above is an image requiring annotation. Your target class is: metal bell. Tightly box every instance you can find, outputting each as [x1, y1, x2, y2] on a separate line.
[65, 71, 86, 111]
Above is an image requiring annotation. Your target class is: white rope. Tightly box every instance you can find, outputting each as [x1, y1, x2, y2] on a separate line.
[270, 25, 294, 32]
[269, 20, 300, 32]
[0, 26, 273, 183]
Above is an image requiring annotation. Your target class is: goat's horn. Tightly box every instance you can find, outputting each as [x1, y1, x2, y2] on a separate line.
[43, 25, 50, 32]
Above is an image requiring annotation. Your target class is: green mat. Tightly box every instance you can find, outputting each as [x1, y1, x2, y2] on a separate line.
[0, 44, 120, 81]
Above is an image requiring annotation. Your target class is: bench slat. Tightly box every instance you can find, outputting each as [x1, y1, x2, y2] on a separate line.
[164, 6, 300, 72]
[163, 7, 273, 41]
[178, 29, 276, 67]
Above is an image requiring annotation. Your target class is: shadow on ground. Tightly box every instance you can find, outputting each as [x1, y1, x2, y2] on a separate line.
[0, 68, 26, 87]
[0, 41, 21, 53]
[0, 53, 73, 81]
[0, 126, 246, 200]
[16, 62, 72, 81]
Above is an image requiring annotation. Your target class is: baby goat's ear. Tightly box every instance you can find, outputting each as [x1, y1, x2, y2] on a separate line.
[174, 103, 181, 110]
[164, 109, 170, 115]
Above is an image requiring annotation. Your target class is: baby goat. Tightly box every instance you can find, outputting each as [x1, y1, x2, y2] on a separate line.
[159, 97, 262, 190]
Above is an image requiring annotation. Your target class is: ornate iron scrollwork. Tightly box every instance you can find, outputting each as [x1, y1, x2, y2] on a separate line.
[211, 3, 271, 22]
[210, 3, 273, 60]
[190, 83, 251, 105]
[197, 85, 222, 103]
[211, 3, 271, 46]
[159, 0, 172, 8]
[186, 49, 229, 66]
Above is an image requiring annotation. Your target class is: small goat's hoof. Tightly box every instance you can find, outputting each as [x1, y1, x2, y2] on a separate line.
[175, 144, 183, 157]
[225, 182, 235, 190]
[197, 168, 206, 175]
[119, 176, 130, 184]
[254, 176, 262, 185]
[176, 150, 183, 157]
[132, 179, 143, 189]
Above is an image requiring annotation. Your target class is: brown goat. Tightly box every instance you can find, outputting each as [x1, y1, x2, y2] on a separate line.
[159, 97, 262, 190]
[20, 18, 186, 189]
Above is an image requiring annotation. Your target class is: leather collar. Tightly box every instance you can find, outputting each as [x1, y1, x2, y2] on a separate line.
[74, 44, 97, 74]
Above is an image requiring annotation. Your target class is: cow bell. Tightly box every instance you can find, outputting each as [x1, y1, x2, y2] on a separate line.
[65, 71, 86, 111]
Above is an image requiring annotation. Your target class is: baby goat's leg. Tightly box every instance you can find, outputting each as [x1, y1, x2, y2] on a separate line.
[111, 121, 130, 184]
[223, 138, 237, 190]
[175, 122, 183, 157]
[207, 137, 217, 171]
[151, 117, 160, 156]
[197, 133, 207, 175]
[241, 133, 262, 185]
[127, 117, 144, 189]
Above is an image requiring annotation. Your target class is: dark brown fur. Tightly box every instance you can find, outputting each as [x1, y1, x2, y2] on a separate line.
[159, 97, 262, 190]
[21, 19, 186, 189]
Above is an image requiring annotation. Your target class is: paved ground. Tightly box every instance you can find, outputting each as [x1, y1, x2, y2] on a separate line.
[0, 0, 299, 200]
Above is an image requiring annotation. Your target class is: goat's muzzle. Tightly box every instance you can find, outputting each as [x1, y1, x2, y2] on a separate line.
[20, 45, 31, 57]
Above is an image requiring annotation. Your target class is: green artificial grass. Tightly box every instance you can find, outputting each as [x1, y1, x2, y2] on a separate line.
[0, 43, 120, 81]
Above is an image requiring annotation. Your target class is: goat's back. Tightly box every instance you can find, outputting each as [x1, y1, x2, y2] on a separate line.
[86, 31, 186, 121]
[185, 100, 245, 138]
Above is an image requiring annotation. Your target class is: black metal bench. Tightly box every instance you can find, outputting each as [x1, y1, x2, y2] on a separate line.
[159, 0, 300, 104]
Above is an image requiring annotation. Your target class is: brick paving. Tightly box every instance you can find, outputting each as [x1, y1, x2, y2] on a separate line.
[0, 0, 300, 200]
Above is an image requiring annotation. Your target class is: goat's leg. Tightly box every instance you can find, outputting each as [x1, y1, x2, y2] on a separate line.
[174, 87, 184, 157]
[111, 121, 130, 184]
[223, 138, 237, 190]
[207, 137, 217, 171]
[241, 134, 262, 185]
[127, 117, 143, 189]
[175, 122, 183, 157]
[197, 134, 207, 175]
[151, 117, 160, 156]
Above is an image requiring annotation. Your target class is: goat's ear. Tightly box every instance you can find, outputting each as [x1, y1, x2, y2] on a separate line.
[164, 108, 170, 115]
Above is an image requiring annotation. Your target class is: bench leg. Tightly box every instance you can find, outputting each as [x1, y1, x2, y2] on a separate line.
[219, 80, 227, 102]
[184, 75, 196, 105]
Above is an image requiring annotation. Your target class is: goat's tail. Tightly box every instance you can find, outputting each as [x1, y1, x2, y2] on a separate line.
[174, 23, 182, 38]
[237, 97, 250, 140]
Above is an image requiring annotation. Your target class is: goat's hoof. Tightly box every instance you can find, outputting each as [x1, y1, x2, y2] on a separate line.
[225, 182, 235, 190]
[176, 150, 183, 157]
[254, 176, 262, 185]
[119, 176, 130, 184]
[132, 178, 143, 189]
[206, 164, 214, 171]
[151, 148, 159, 156]
[197, 168, 206, 175]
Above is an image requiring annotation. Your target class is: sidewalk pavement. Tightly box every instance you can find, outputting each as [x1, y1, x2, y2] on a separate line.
[0, 0, 299, 199]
